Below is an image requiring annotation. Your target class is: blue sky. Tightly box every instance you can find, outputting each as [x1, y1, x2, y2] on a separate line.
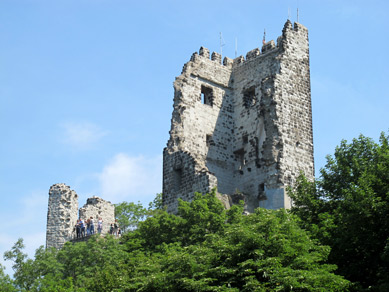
[1, 0, 388, 274]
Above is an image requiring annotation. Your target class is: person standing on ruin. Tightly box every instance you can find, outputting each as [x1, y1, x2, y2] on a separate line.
[80, 219, 85, 237]
[97, 217, 103, 234]
[76, 219, 81, 238]
[90, 216, 95, 235]
[86, 218, 91, 235]
[113, 219, 119, 237]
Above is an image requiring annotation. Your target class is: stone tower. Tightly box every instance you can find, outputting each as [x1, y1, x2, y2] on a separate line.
[46, 183, 78, 249]
[79, 196, 115, 235]
[163, 20, 314, 213]
[46, 184, 115, 249]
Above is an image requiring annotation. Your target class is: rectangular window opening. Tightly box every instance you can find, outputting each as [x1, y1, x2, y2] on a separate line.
[201, 85, 214, 106]
[206, 134, 213, 147]
[173, 168, 183, 191]
[234, 148, 245, 170]
[243, 134, 248, 144]
[243, 87, 256, 108]
[258, 183, 267, 201]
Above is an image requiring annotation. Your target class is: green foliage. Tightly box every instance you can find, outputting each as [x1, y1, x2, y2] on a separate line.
[289, 132, 389, 290]
[115, 201, 148, 232]
[148, 192, 163, 211]
[115, 193, 164, 233]
[0, 263, 16, 292]
[3, 191, 349, 291]
[121, 190, 349, 291]
[3, 238, 35, 291]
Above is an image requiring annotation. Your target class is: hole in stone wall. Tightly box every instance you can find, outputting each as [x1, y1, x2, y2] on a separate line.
[258, 183, 266, 201]
[201, 85, 214, 106]
[243, 134, 248, 144]
[234, 148, 245, 170]
[243, 87, 256, 108]
[206, 134, 214, 147]
[254, 137, 261, 168]
[206, 134, 211, 147]
[173, 168, 183, 191]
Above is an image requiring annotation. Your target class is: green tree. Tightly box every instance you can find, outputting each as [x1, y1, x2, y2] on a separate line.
[115, 201, 148, 232]
[122, 191, 349, 291]
[289, 132, 389, 290]
[3, 238, 36, 291]
[0, 263, 16, 292]
[4, 190, 350, 291]
[148, 192, 163, 211]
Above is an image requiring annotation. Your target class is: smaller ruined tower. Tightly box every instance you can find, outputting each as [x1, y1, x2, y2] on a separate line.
[46, 184, 116, 248]
[79, 196, 115, 235]
[46, 183, 78, 249]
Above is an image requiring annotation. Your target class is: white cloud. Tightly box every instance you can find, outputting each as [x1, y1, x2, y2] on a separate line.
[98, 153, 162, 204]
[60, 121, 108, 149]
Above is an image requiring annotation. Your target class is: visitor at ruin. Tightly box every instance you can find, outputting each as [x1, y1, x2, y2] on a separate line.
[86, 218, 90, 235]
[97, 217, 103, 234]
[109, 223, 114, 235]
[80, 219, 85, 237]
[117, 228, 122, 237]
[113, 219, 119, 237]
[90, 216, 95, 234]
[75, 219, 81, 238]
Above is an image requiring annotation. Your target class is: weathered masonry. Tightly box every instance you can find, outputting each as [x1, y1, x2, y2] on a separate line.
[163, 20, 314, 213]
[46, 183, 115, 249]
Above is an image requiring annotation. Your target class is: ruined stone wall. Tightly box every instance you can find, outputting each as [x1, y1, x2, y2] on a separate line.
[46, 186, 115, 248]
[230, 42, 282, 212]
[79, 196, 115, 235]
[275, 21, 315, 185]
[46, 184, 78, 249]
[163, 20, 314, 213]
[163, 48, 235, 213]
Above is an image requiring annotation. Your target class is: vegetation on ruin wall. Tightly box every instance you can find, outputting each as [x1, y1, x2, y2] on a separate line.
[1, 132, 388, 291]
[289, 132, 389, 292]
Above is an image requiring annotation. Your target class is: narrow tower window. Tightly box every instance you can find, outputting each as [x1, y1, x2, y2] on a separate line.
[172, 168, 183, 191]
[243, 134, 248, 144]
[243, 87, 256, 108]
[234, 148, 245, 171]
[258, 183, 267, 201]
[206, 134, 213, 147]
[201, 85, 214, 106]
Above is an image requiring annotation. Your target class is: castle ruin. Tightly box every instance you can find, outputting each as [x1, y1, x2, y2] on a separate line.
[46, 183, 115, 249]
[163, 20, 314, 213]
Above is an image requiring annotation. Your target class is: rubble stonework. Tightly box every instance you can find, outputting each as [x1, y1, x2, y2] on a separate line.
[79, 196, 115, 235]
[163, 20, 314, 213]
[46, 184, 115, 249]
[46, 184, 79, 249]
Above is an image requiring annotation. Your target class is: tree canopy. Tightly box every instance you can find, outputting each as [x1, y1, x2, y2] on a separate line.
[4, 191, 349, 291]
[289, 132, 389, 291]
